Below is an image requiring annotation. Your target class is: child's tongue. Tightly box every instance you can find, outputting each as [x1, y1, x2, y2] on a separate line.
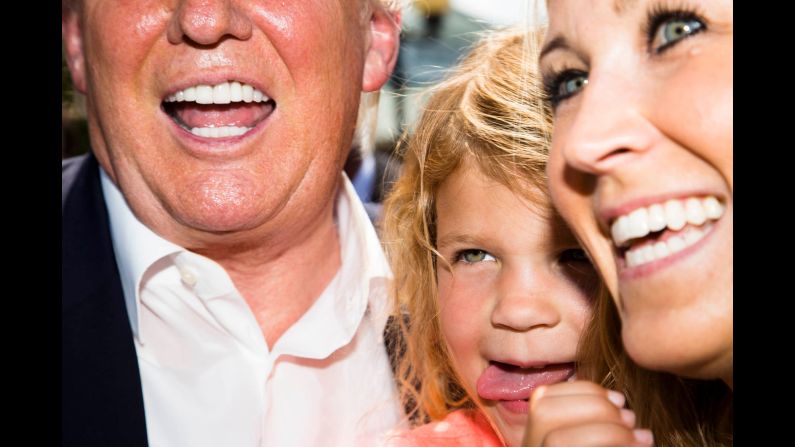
[476, 362, 575, 402]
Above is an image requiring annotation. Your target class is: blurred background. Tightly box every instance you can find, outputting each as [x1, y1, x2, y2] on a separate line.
[62, 0, 544, 222]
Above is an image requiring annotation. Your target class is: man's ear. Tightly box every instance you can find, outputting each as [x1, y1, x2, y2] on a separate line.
[63, 8, 88, 94]
[361, 6, 401, 93]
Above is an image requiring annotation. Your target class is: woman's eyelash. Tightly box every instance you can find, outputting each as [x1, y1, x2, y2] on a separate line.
[644, 2, 707, 54]
[542, 67, 588, 108]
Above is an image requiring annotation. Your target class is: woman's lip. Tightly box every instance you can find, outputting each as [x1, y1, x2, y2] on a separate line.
[617, 207, 725, 280]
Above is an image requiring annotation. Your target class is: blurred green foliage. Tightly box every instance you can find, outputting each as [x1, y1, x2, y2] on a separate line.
[62, 46, 90, 158]
[63, 48, 73, 105]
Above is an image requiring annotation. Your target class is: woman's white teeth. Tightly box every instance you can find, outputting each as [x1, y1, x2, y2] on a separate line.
[684, 198, 706, 226]
[647, 204, 666, 232]
[190, 126, 250, 138]
[652, 241, 669, 258]
[625, 226, 706, 268]
[703, 196, 723, 219]
[611, 196, 724, 247]
[663, 200, 687, 231]
[165, 81, 269, 105]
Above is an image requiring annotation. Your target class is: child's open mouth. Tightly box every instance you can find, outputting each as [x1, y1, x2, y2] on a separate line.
[476, 361, 576, 414]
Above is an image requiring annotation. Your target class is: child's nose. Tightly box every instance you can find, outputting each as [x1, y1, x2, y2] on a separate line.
[491, 267, 563, 331]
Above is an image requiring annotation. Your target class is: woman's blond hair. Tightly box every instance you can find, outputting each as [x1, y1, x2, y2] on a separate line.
[381, 27, 552, 423]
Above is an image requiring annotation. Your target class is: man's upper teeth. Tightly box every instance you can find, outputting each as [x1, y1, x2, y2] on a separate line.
[611, 196, 724, 247]
[165, 81, 269, 105]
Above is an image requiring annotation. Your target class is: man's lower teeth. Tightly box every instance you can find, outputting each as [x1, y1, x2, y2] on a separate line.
[190, 126, 251, 138]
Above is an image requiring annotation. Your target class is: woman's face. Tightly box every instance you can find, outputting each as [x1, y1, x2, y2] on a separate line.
[540, 0, 732, 383]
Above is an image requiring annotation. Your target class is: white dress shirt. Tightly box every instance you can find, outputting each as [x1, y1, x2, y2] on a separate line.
[101, 168, 404, 447]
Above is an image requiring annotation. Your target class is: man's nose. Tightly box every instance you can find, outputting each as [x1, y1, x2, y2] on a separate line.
[558, 71, 660, 176]
[167, 0, 252, 46]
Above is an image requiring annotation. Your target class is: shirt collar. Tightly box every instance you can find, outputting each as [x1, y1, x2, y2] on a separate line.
[102, 166, 392, 355]
[271, 173, 392, 359]
[100, 167, 184, 340]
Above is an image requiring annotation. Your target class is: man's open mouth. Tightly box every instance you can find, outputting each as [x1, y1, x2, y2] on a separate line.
[162, 81, 275, 139]
[610, 195, 726, 268]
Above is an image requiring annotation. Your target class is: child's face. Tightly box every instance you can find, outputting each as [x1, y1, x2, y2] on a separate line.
[435, 160, 598, 447]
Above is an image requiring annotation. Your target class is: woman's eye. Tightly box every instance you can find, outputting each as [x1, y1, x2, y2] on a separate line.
[544, 70, 589, 107]
[456, 249, 496, 264]
[650, 15, 705, 53]
[559, 74, 588, 98]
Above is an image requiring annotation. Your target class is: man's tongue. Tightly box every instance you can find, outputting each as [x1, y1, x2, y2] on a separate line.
[172, 102, 273, 129]
[476, 362, 574, 401]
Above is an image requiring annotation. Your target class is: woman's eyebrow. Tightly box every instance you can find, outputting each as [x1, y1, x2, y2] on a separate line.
[539, 35, 589, 65]
[539, 35, 568, 61]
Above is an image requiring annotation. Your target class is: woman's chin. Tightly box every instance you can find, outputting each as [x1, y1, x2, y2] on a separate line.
[621, 315, 732, 381]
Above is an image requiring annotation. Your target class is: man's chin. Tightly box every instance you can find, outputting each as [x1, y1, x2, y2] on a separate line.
[172, 206, 275, 237]
[167, 175, 273, 229]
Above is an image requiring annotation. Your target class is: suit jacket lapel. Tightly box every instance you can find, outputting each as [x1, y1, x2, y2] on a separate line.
[62, 153, 149, 447]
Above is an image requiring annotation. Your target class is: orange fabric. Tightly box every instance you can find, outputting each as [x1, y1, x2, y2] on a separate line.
[385, 410, 504, 447]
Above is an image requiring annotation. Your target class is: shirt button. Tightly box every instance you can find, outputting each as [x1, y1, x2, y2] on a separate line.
[179, 265, 198, 287]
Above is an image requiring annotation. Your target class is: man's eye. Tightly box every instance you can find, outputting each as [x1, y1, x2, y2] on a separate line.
[650, 14, 705, 53]
[456, 249, 496, 264]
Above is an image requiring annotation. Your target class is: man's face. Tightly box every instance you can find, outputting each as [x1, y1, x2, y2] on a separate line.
[63, 1, 398, 245]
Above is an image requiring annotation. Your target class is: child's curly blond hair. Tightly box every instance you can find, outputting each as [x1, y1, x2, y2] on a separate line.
[381, 27, 552, 423]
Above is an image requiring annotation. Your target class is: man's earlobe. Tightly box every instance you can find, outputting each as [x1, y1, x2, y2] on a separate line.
[63, 11, 88, 94]
[361, 8, 401, 93]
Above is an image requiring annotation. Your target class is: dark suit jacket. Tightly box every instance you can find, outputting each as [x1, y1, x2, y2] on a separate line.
[62, 153, 148, 447]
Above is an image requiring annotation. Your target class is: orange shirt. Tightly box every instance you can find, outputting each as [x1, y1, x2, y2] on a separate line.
[385, 410, 504, 447]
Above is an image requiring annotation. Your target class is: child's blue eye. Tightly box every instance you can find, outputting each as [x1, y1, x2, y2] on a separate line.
[456, 249, 496, 264]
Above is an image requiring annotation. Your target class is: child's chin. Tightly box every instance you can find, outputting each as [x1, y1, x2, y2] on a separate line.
[499, 426, 526, 447]
[484, 407, 527, 447]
